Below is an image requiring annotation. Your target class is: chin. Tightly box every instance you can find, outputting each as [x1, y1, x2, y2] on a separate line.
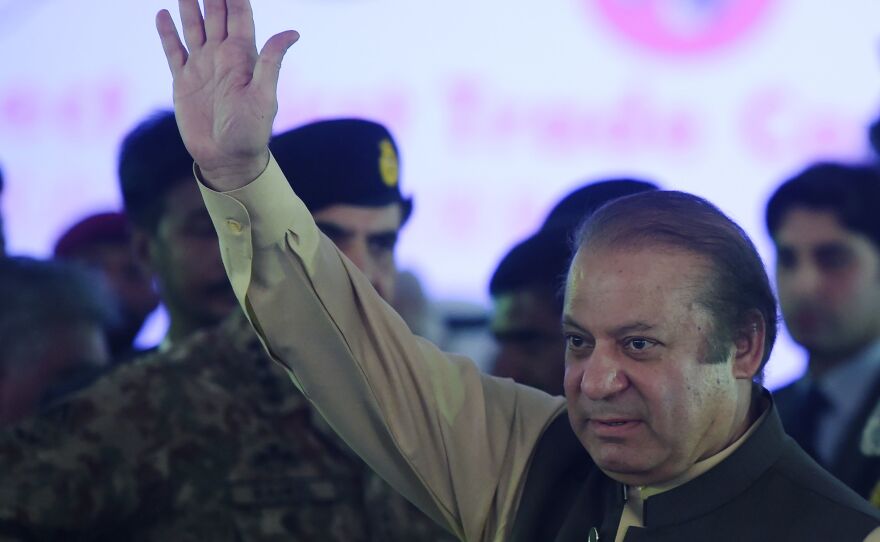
[595, 461, 655, 486]
[596, 457, 679, 487]
[587, 442, 670, 483]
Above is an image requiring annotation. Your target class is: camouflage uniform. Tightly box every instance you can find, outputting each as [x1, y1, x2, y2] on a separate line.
[0, 311, 457, 542]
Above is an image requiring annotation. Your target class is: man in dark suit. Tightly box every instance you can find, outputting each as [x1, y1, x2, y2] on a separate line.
[767, 162, 880, 498]
[149, 1, 880, 538]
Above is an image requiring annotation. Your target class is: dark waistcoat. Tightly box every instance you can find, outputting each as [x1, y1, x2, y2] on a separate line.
[511, 392, 880, 542]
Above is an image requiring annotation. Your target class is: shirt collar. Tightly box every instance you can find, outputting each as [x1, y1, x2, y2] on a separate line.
[817, 340, 880, 411]
[639, 387, 788, 528]
[637, 395, 768, 501]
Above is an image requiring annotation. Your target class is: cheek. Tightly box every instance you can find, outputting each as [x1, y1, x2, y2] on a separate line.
[372, 259, 396, 297]
[638, 368, 702, 429]
[375, 275, 395, 300]
[562, 362, 582, 399]
[822, 268, 871, 304]
[176, 240, 224, 272]
[676, 366, 732, 423]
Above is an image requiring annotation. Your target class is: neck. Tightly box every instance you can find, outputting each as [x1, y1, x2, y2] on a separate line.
[710, 382, 760, 461]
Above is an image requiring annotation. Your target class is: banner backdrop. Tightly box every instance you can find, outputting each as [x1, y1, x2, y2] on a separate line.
[1, 0, 879, 387]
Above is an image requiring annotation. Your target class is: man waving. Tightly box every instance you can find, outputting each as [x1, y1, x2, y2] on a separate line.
[155, 2, 880, 540]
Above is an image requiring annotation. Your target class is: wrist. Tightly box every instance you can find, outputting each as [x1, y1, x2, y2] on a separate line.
[197, 149, 270, 191]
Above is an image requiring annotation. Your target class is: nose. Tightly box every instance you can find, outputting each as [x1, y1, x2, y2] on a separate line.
[785, 262, 820, 297]
[343, 241, 387, 299]
[344, 240, 369, 273]
[579, 345, 629, 400]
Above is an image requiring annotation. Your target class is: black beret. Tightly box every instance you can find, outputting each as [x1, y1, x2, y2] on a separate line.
[542, 178, 658, 232]
[490, 178, 660, 302]
[270, 118, 412, 221]
[489, 226, 573, 304]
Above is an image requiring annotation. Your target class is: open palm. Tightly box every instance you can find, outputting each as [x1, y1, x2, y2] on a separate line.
[156, 0, 299, 189]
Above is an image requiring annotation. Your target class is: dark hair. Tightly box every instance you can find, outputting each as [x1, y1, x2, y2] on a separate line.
[489, 227, 572, 311]
[0, 163, 4, 193]
[576, 191, 778, 373]
[542, 178, 659, 232]
[765, 162, 880, 250]
[0, 257, 119, 363]
[118, 110, 194, 233]
[491, 179, 660, 307]
[869, 117, 880, 157]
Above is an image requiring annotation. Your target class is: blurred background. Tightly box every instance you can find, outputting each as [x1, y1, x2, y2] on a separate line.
[1, 0, 878, 388]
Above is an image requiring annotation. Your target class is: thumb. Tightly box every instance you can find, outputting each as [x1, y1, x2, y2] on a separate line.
[253, 30, 300, 99]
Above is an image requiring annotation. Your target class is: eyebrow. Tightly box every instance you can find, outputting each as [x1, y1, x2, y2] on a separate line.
[315, 220, 400, 243]
[814, 242, 851, 253]
[776, 240, 849, 252]
[614, 322, 656, 335]
[561, 315, 586, 331]
[561, 316, 655, 336]
[315, 222, 352, 239]
[367, 231, 399, 242]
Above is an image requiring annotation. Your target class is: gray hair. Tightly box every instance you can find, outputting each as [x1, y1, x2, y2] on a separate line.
[574, 191, 778, 375]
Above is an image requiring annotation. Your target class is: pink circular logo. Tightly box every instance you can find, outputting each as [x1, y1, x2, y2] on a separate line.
[593, 0, 775, 56]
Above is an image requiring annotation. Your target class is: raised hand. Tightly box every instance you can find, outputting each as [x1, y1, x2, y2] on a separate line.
[156, 0, 299, 190]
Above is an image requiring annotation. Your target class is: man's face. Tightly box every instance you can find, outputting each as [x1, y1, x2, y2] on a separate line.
[142, 180, 237, 333]
[490, 287, 565, 396]
[71, 243, 160, 329]
[313, 203, 403, 302]
[774, 207, 880, 359]
[562, 246, 748, 486]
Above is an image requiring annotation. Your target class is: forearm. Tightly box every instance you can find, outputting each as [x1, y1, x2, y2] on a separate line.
[200, 156, 565, 540]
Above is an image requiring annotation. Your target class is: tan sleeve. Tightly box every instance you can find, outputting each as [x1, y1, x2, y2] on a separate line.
[865, 526, 880, 541]
[198, 155, 567, 542]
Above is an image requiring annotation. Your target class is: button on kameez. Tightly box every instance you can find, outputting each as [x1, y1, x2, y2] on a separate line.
[226, 219, 243, 234]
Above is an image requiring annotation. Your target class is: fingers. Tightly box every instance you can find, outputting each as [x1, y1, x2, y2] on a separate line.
[252, 30, 300, 99]
[226, 0, 255, 42]
[156, 10, 188, 75]
[178, 0, 206, 51]
[203, 0, 227, 43]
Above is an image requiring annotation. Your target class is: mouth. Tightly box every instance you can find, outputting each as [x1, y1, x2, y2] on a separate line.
[790, 308, 822, 330]
[588, 418, 642, 436]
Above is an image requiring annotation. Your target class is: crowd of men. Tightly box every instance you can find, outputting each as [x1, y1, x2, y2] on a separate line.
[1, 0, 880, 539]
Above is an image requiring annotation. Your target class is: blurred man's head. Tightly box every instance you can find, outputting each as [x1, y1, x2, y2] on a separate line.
[766, 163, 880, 371]
[119, 111, 237, 344]
[270, 118, 413, 302]
[0, 257, 116, 425]
[490, 229, 570, 395]
[54, 212, 160, 358]
[541, 179, 660, 232]
[489, 179, 658, 396]
[564, 191, 775, 486]
[0, 164, 6, 257]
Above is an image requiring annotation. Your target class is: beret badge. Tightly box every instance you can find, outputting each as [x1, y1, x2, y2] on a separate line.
[378, 138, 399, 188]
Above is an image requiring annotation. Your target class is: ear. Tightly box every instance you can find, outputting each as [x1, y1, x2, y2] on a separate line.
[732, 310, 766, 380]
